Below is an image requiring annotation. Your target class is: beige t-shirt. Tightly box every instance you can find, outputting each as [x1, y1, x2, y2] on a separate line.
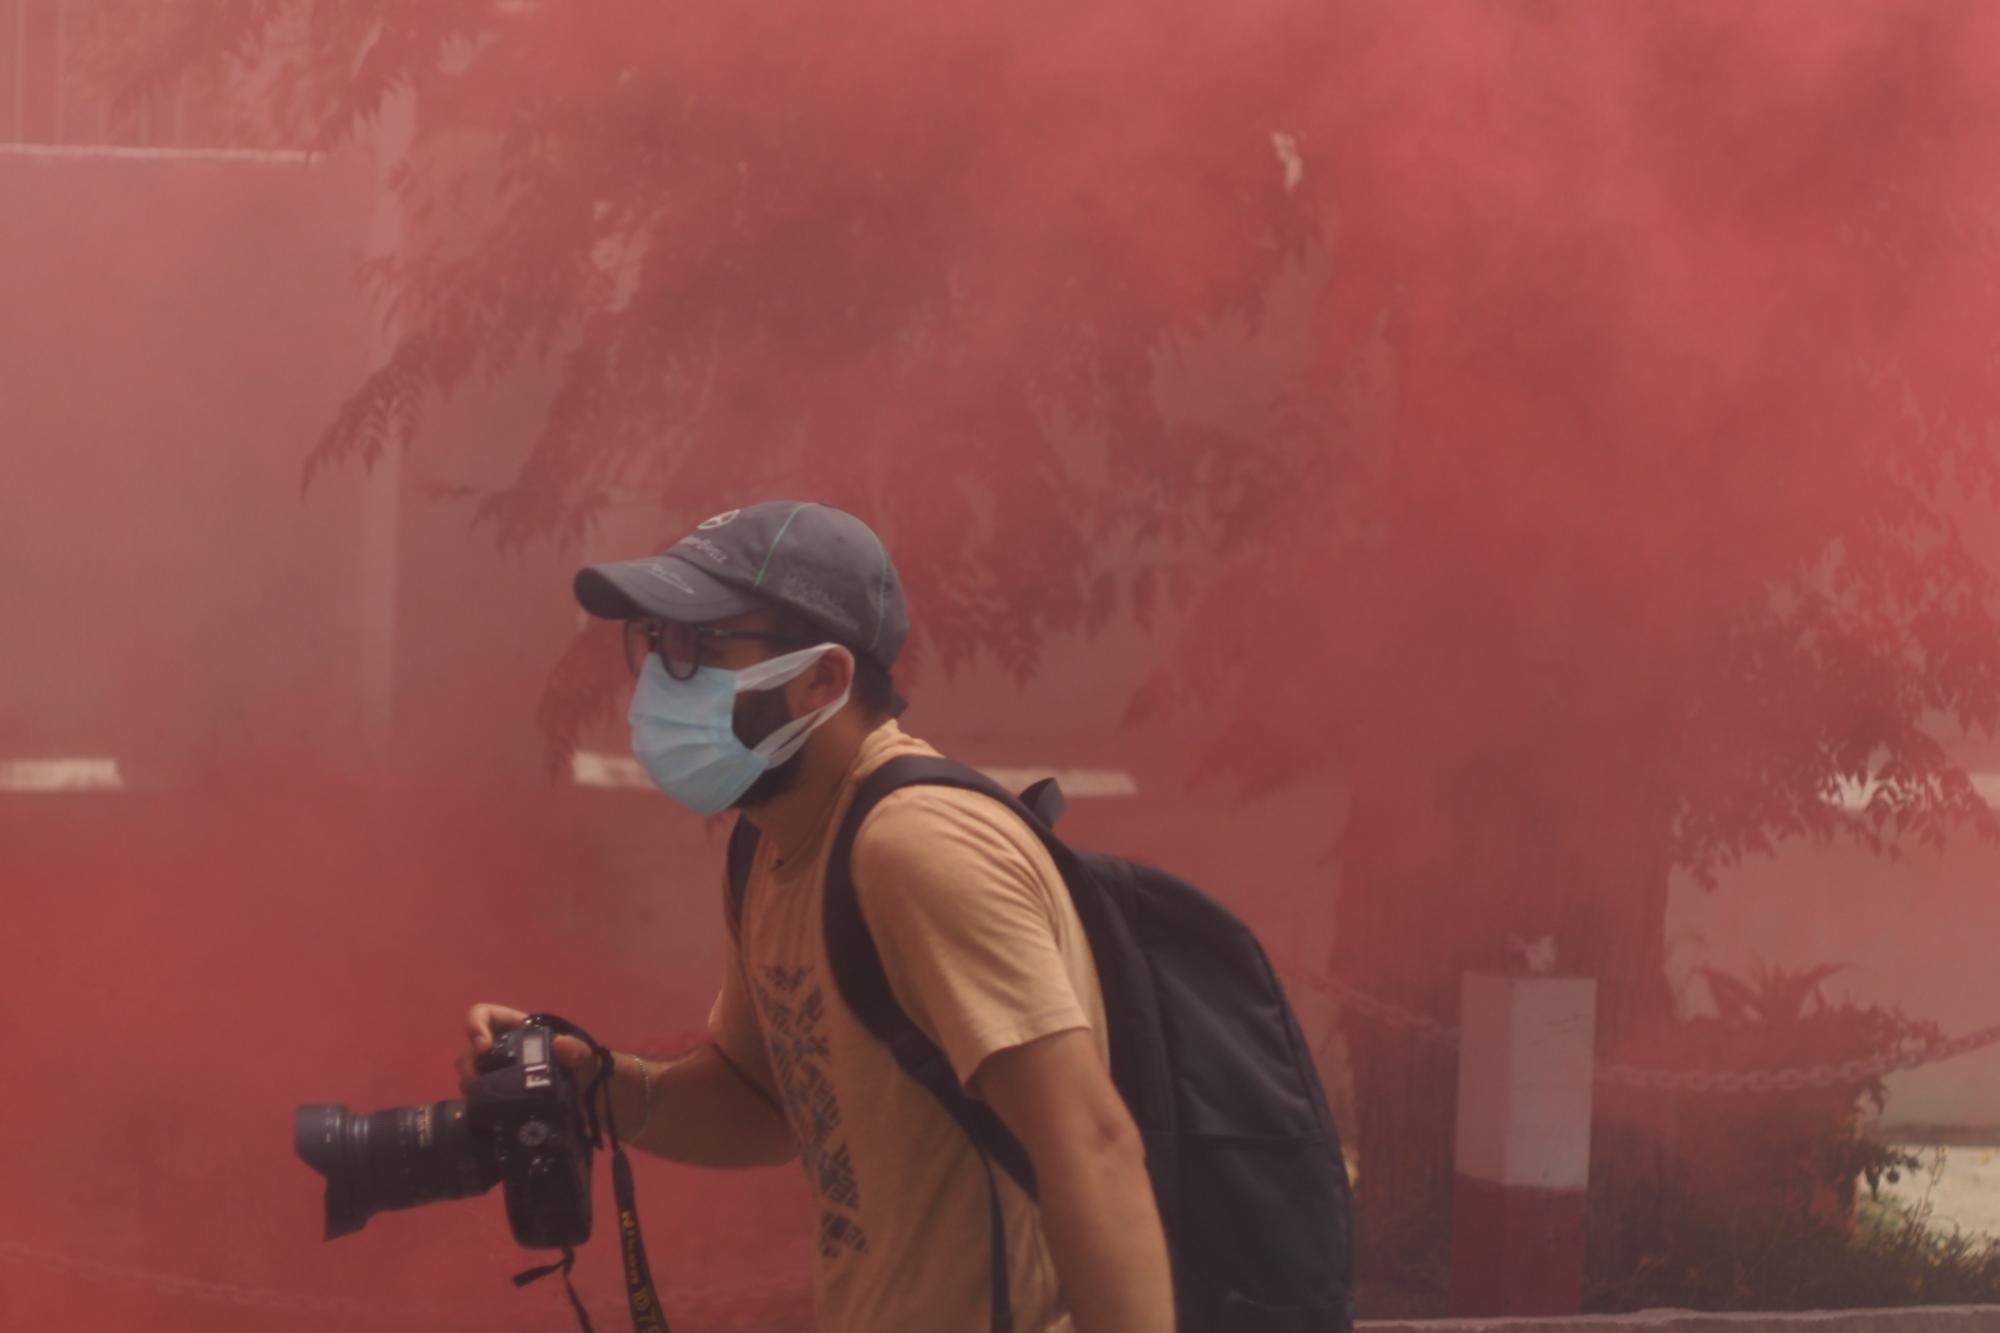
[709, 721, 1108, 1333]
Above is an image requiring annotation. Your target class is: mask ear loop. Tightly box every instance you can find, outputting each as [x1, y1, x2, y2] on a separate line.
[745, 645, 854, 767]
[733, 641, 841, 691]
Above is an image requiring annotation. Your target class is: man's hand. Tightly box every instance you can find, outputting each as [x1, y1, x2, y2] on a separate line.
[455, 1003, 797, 1167]
[977, 1029, 1176, 1333]
[457, 1002, 600, 1089]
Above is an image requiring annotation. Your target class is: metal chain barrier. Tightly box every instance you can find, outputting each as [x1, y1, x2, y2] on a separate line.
[0, 1237, 812, 1322]
[1596, 1022, 2000, 1093]
[1305, 971, 1462, 1046]
[1300, 972, 2000, 1093]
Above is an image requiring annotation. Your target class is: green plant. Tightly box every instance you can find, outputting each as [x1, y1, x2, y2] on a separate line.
[1694, 963, 1937, 1216]
[1594, 1149, 2000, 1311]
[1589, 964, 1969, 1310]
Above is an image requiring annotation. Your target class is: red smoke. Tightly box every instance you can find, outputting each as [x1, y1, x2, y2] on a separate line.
[5, 2, 1999, 1326]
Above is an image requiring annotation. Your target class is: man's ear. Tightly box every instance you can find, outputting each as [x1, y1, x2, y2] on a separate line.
[799, 645, 854, 712]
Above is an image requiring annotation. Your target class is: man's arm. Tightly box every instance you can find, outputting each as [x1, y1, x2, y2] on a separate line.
[608, 1043, 797, 1167]
[461, 1004, 795, 1168]
[977, 1029, 1175, 1333]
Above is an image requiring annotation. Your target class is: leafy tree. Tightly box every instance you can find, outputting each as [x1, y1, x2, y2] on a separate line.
[121, 0, 2000, 1302]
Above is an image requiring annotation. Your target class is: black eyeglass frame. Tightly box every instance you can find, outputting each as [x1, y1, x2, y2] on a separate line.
[621, 619, 815, 680]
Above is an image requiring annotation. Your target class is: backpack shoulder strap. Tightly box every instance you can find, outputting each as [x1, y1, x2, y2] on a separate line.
[724, 816, 762, 938]
[823, 755, 1064, 1199]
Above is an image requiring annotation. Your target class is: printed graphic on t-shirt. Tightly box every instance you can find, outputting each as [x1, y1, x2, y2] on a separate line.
[755, 963, 869, 1260]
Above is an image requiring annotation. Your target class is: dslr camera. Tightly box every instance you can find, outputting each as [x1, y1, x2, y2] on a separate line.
[294, 1021, 593, 1248]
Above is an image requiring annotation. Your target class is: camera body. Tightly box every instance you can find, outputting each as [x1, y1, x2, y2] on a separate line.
[294, 1021, 594, 1249]
[467, 1022, 595, 1248]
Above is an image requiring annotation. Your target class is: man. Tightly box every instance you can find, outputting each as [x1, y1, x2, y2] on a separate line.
[461, 501, 1173, 1332]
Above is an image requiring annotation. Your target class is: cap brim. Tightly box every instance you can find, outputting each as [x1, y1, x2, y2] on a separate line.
[573, 555, 760, 622]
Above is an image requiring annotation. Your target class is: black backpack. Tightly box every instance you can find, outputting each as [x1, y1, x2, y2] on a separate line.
[726, 755, 1355, 1333]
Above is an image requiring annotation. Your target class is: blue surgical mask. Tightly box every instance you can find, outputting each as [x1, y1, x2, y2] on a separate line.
[626, 643, 851, 815]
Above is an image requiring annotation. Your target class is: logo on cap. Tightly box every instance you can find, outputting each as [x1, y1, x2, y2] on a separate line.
[642, 563, 698, 595]
[698, 509, 741, 530]
[677, 535, 729, 565]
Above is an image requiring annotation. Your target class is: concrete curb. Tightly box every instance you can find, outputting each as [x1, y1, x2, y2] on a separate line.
[1361, 1308, 2000, 1333]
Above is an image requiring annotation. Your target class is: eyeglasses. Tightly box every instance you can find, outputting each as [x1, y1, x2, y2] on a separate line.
[621, 619, 812, 680]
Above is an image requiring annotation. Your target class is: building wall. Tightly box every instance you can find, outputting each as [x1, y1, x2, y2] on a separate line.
[0, 145, 379, 777]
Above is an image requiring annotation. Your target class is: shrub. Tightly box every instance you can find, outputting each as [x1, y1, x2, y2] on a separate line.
[1593, 1149, 2000, 1310]
[1588, 962, 1986, 1310]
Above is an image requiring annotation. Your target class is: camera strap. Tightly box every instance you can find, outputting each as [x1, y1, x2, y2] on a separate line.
[514, 1014, 673, 1333]
[512, 1245, 596, 1332]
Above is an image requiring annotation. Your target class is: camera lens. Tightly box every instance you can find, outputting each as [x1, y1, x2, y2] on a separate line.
[294, 1100, 501, 1238]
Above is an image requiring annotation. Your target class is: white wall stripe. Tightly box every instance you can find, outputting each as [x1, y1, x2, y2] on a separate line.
[571, 752, 651, 790]
[1832, 771, 2000, 813]
[0, 143, 313, 165]
[0, 759, 124, 792]
[979, 767, 1140, 798]
[14, 753, 2000, 809]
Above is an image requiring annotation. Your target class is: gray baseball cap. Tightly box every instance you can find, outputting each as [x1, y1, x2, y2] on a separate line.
[573, 501, 909, 669]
